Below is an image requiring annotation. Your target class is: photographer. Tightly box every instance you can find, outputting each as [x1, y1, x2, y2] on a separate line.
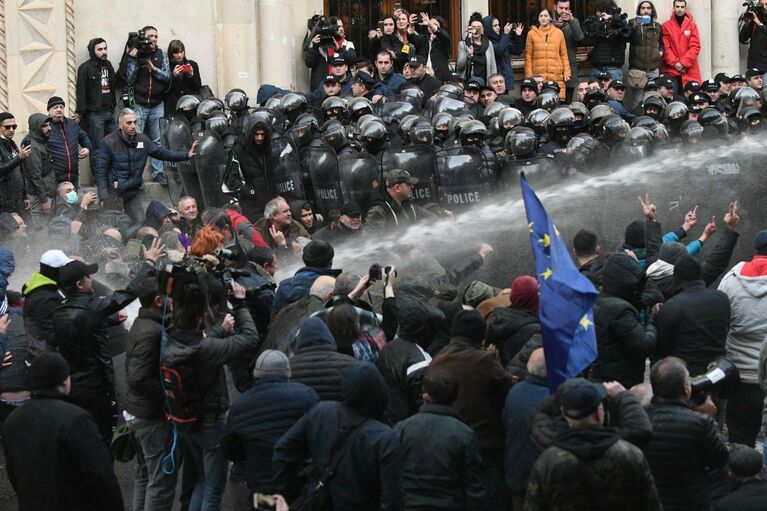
[627, 2, 664, 109]
[118, 25, 171, 185]
[740, 0, 767, 76]
[304, 16, 357, 92]
[585, 0, 632, 81]
[164, 39, 202, 117]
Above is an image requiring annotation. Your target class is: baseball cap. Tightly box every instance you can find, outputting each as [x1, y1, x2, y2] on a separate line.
[731, 74, 746, 83]
[58, 260, 99, 288]
[330, 54, 347, 66]
[323, 74, 339, 84]
[683, 80, 701, 93]
[40, 249, 72, 269]
[714, 72, 731, 84]
[448, 72, 464, 83]
[386, 168, 419, 187]
[520, 78, 537, 91]
[656, 76, 674, 88]
[746, 68, 763, 79]
[354, 70, 376, 87]
[644, 79, 659, 91]
[688, 91, 711, 105]
[466, 77, 485, 90]
[340, 201, 363, 217]
[561, 379, 607, 419]
[701, 79, 719, 92]
[542, 80, 560, 93]
[608, 80, 627, 90]
[408, 55, 426, 67]
[595, 71, 611, 81]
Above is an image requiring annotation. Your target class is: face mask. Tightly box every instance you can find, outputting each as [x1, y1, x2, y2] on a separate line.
[66, 191, 78, 204]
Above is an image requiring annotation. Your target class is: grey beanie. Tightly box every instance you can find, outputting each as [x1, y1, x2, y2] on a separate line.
[659, 241, 687, 265]
[252, 350, 291, 379]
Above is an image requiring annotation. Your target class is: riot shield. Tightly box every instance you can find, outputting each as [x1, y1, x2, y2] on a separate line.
[434, 147, 493, 210]
[194, 130, 228, 209]
[166, 114, 204, 208]
[269, 136, 305, 201]
[506, 156, 557, 189]
[338, 152, 380, 213]
[608, 142, 652, 169]
[379, 145, 437, 205]
[160, 117, 184, 204]
[376, 100, 418, 124]
[307, 145, 342, 217]
[425, 92, 480, 120]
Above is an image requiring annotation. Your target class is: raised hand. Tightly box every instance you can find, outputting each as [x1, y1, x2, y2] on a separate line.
[683, 204, 698, 232]
[724, 201, 740, 231]
[638, 193, 656, 221]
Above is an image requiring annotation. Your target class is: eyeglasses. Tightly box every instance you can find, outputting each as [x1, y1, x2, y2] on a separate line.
[1, 124, 17, 130]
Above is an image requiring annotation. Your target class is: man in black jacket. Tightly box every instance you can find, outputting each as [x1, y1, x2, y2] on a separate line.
[125, 277, 177, 511]
[714, 443, 767, 511]
[739, 1, 767, 75]
[393, 368, 487, 510]
[586, 1, 632, 81]
[643, 357, 729, 510]
[2, 352, 124, 511]
[75, 37, 117, 172]
[46, 96, 92, 187]
[119, 25, 172, 184]
[52, 239, 163, 445]
[0, 112, 31, 214]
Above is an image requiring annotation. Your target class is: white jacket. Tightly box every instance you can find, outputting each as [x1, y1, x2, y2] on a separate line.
[718, 261, 767, 383]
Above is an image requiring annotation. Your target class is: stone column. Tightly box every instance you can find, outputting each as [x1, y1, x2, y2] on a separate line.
[215, 0, 261, 101]
[463, 0, 489, 28]
[291, 0, 323, 93]
[712, 0, 743, 76]
[257, 0, 296, 89]
[687, 0, 712, 80]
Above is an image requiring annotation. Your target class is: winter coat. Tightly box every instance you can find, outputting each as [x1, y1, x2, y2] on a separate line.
[661, 12, 702, 85]
[428, 337, 514, 454]
[0, 308, 29, 393]
[642, 397, 729, 511]
[486, 307, 541, 372]
[288, 317, 357, 401]
[222, 376, 319, 493]
[22, 272, 63, 359]
[503, 373, 550, 495]
[227, 208, 268, 248]
[655, 280, 730, 376]
[47, 117, 92, 185]
[376, 335, 433, 425]
[304, 38, 357, 91]
[740, 19, 767, 72]
[75, 52, 116, 115]
[483, 16, 524, 89]
[96, 130, 188, 200]
[1, 389, 124, 510]
[0, 135, 25, 214]
[416, 28, 452, 82]
[273, 362, 402, 511]
[526, 426, 662, 511]
[585, 16, 632, 68]
[364, 189, 435, 233]
[456, 36, 497, 81]
[120, 48, 171, 107]
[124, 307, 165, 419]
[393, 403, 488, 510]
[263, 295, 324, 354]
[161, 303, 259, 422]
[718, 256, 767, 384]
[272, 266, 342, 315]
[714, 479, 767, 511]
[164, 58, 202, 115]
[524, 24, 571, 100]
[21, 113, 57, 203]
[629, 19, 663, 71]
[552, 13, 585, 88]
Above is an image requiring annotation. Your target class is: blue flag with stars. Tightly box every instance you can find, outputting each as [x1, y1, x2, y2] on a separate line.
[520, 175, 598, 393]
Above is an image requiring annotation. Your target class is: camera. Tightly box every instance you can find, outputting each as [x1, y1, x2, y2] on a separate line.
[307, 14, 337, 46]
[127, 29, 154, 63]
[368, 264, 394, 281]
[743, 1, 767, 23]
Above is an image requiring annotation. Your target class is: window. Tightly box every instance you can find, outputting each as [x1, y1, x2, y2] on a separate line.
[489, 0, 596, 28]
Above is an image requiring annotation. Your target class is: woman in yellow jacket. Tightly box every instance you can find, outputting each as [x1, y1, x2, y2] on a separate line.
[524, 9, 571, 100]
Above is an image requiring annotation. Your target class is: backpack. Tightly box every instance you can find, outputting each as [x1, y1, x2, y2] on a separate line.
[160, 334, 202, 430]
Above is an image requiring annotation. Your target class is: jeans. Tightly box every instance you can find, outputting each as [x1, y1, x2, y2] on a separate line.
[726, 381, 765, 447]
[124, 194, 145, 225]
[590, 66, 624, 81]
[182, 419, 228, 511]
[86, 110, 117, 171]
[133, 419, 179, 511]
[134, 102, 165, 178]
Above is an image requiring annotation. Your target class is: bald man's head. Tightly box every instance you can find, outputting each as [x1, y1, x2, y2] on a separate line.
[310, 276, 336, 302]
[527, 348, 547, 378]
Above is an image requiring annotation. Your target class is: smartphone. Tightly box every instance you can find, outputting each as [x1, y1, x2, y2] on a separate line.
[378, 20, 385, 30]
[637, 15, 651, 25]
[394, 2, 402, 10]
[20, 140, 31, 149]
[253, 493, 277, 511]
[180, 64, 193, 73]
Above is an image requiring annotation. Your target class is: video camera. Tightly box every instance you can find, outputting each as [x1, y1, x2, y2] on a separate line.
[307, 14, 337, 46]
[127, 29, 154, 63]
[743, 1, 767, 24]
[368, 263, 395, 282]
[689, 357, 740, 405]
[586, 5, 630, 36]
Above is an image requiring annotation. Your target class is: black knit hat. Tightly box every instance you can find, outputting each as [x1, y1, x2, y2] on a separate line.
[728, 443, 763, 477]
[624, 220, 646, 248]
[674, 254, 702, 282]
[47, 96, 65, 110]
[451, 309, 486, 345]
[28, 352, 70, 390]
[754, 229, 767, 256]
[0, 112, 15, 123]
[659, 241, 687, 265]
[302, 240, 334, 268]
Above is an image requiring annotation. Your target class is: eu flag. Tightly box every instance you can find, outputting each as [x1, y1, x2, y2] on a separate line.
[520, 175, 598, 393]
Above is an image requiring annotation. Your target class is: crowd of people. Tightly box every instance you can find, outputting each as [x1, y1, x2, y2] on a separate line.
[1, 1, 767, 510]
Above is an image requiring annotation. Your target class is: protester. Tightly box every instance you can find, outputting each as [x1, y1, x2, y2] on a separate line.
[661, 0, 702, 92]
[525, 9, 571, 100]
[553, 0, 585, 101]
[457, 16, 497, 82]
[164, 39, 202, 115]
[46, 96, 92, 187]
[0, 112, 31, 215]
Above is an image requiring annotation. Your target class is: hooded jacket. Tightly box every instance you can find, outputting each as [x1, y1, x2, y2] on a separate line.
[629, 3, 663, 72]
[661, 11, 702, 85]
[718, 256, 767, 383]
[526, 426, 662, 511]
[96, 129, 188, 200]
[274, 362, 402, 511]
[483, 16, 524, 90]
[525, 24, 571, 100]
[75, 40, 116, 115]
[22, 270, 64, 359]
[486, 307, 541, 373]
[0, 131, 25, 214]
[47, 116, 92, 185]
[228, 119, 274, 221]
[592, 254, 657, 387]
[288, 317, 357, 401]
[21, 113, 56, 203]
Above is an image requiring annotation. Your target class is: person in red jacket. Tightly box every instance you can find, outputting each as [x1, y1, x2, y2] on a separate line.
[661, 0, 701, 92]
